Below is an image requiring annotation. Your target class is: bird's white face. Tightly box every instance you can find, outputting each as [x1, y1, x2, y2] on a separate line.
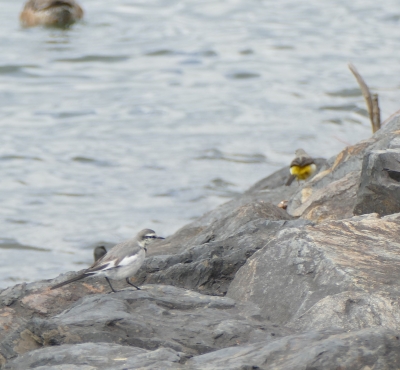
[139, 232, 158, 248]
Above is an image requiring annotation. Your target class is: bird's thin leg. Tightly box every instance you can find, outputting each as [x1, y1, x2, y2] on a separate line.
[126, 277, 141, 290]
[105, 277, 117, 293]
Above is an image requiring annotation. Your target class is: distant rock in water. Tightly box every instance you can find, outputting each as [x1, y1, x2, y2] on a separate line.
[20, 0, 84, 28]
[93, 245, 107, 262]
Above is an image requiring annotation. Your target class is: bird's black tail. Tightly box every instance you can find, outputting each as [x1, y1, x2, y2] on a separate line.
[285, 174, 296, 186]
[50, 273, 89, 290]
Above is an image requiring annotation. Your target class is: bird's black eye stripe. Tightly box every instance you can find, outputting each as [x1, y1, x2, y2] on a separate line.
[145, 235, 156, 239]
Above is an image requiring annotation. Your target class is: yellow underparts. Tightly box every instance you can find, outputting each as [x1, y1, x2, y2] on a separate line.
[290, 164, 317, 180]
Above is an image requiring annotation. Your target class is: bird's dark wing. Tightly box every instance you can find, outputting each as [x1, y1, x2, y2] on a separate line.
[290, 155, 314, 168]
[87, 240, 142, 272]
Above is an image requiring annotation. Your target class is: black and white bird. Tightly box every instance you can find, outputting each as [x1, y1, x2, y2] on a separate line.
[51, 229, 164, 293]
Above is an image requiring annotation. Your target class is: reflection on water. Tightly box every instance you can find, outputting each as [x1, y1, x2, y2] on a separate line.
[196, 149, 266, 164]
[204, 178, 240, 198]
[0, 0, 399, 288]
[0, 238, 50, 252]
[326, 88, 362, 98]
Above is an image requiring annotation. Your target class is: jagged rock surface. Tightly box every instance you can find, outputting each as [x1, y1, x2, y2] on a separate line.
[227, 213, 400, 331]
[187, 328, 400, 370]
[2, 112, 400, 369]
[1, 285, 288, 366]
[4, 343, 183, 370]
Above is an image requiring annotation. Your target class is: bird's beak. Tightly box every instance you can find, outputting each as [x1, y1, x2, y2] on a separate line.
[157, 236, 165, 240]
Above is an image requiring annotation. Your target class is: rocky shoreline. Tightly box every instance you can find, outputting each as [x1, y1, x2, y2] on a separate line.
[1, 111, 400, 369]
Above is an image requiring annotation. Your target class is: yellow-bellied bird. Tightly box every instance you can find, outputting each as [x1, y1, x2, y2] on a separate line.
[285, 149, 316, 186]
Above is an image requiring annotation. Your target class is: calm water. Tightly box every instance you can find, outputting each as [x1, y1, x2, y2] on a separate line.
[0, 0, 399, 288]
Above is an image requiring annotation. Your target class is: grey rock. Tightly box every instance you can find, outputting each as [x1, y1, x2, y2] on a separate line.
[1, 285, 288, 362]
[354, 149, 400, 216]
[227, 213, 400, 330]
[187, 328, 400, 370]
[135, 201, 300, 296]
[149, 200, 293, 256]
[26, 366, 95, 370]
[288, 170, 360, 222]
[0, 200, 296, 365]
[4, 342, 182, 370]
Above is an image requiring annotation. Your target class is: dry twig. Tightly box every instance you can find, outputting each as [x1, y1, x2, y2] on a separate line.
[348, 63, 381, 133]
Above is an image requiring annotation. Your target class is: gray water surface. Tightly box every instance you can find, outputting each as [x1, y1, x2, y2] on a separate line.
[1, 0, 399, 288]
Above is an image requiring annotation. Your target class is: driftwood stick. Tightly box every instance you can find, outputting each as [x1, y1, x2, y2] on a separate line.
[348, 63, 381, 133]
[372, 93, 381, 132]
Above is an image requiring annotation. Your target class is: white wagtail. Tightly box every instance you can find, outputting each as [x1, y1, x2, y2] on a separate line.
[51, 229, 164, 293]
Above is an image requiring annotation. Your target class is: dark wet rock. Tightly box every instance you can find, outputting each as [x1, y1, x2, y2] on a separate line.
[187, 328, 400, 370]
[354, 149, 400, 216]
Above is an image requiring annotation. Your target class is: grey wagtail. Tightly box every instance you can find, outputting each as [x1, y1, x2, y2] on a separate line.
[285, 149, 317, 186]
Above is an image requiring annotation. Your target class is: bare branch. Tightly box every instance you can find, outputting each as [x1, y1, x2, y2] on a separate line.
[372, 93, 381, 133]
[348, 63, 380, 133]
